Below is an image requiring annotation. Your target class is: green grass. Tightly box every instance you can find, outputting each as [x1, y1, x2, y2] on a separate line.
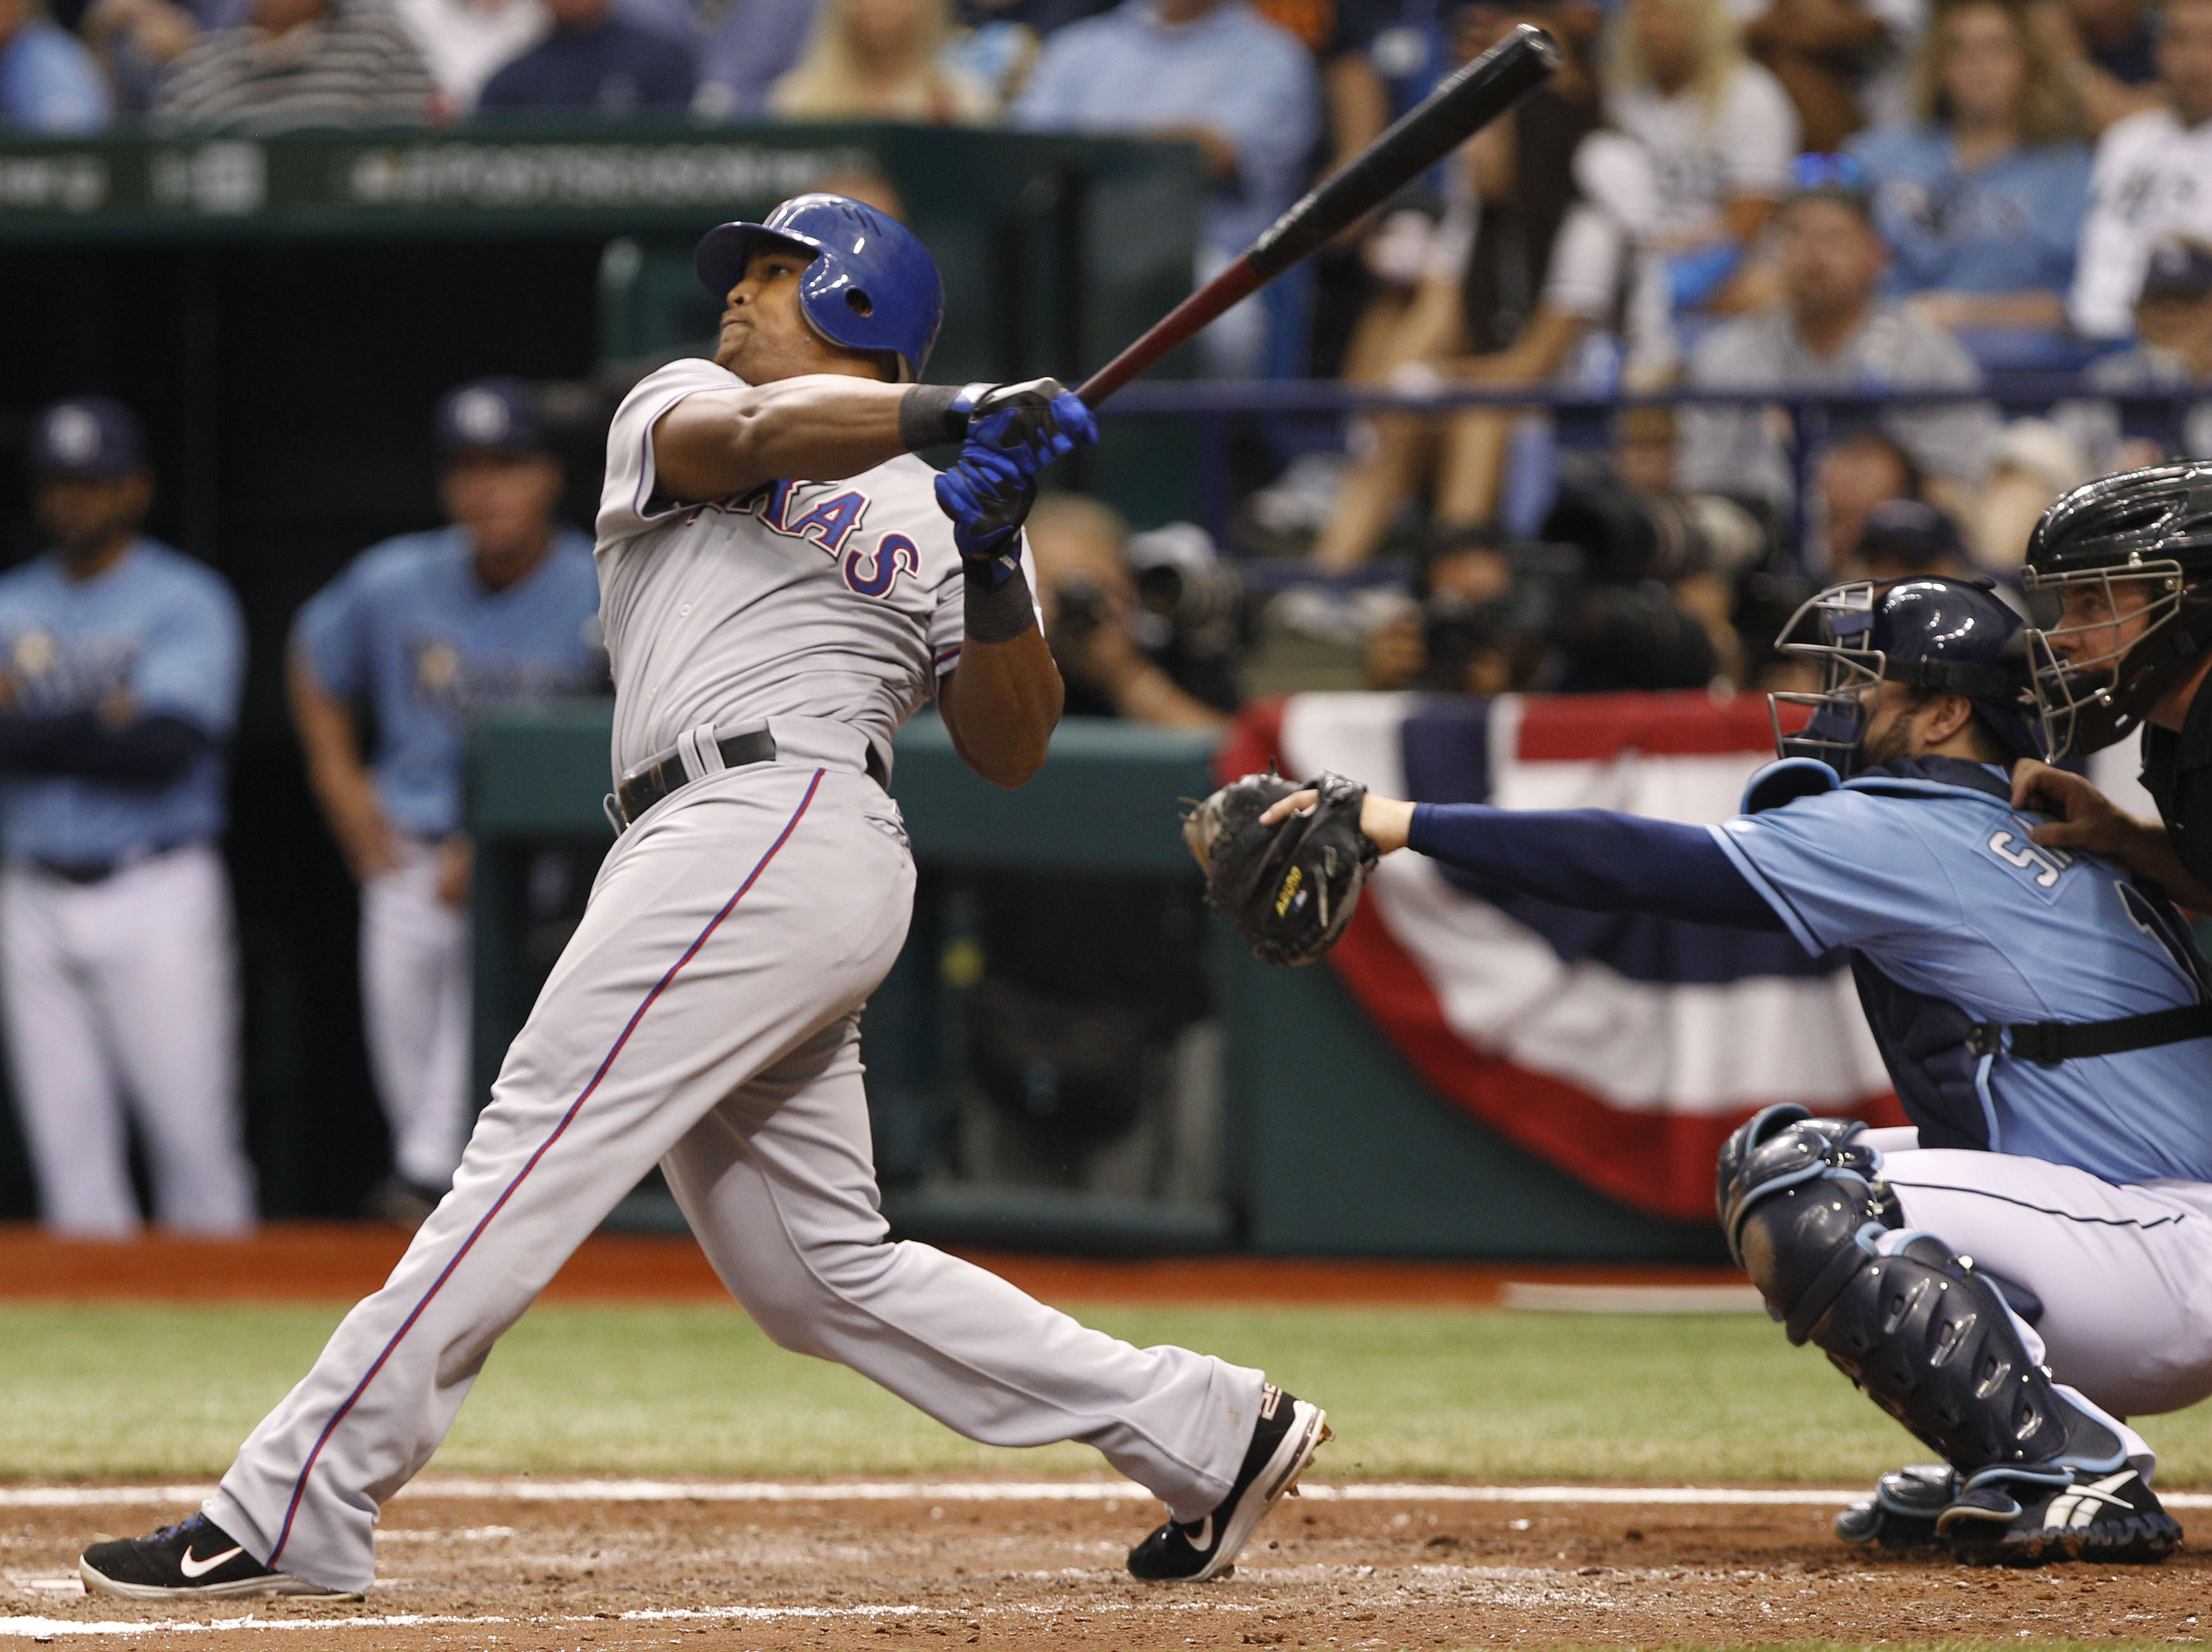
[5, 1302, 2211, 1485]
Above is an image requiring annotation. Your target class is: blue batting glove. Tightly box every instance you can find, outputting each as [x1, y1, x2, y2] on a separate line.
[936, 445, 1036, 589]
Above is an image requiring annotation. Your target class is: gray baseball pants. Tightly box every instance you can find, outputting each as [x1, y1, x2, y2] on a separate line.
[207, 751, 1263, 1593]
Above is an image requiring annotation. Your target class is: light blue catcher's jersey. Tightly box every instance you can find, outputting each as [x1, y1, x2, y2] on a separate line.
[293, 526, 604, 839]
[1711, 761, 2212, 1186]
[0, 539, 243, 863]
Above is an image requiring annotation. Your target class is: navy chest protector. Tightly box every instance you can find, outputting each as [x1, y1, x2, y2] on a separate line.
[1744, 757, 2212, 1150]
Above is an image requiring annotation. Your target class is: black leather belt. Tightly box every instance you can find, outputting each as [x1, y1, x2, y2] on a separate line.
[610, 730, 888, 829]
[31, 838, 194, 886]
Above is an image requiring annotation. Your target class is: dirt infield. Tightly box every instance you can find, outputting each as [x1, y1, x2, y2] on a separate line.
[10, 1483, 2206, 1649]
[0, 1223, 1744, 1307]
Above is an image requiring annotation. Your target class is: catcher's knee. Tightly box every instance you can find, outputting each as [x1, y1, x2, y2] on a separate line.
[1718, 1105, 1892, 1343]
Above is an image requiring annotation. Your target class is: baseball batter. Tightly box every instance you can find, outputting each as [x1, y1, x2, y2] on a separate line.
[79, 194, 1326, 1602]
[0, 397, 251, 1236]
[1249, 578, 2211, 1566]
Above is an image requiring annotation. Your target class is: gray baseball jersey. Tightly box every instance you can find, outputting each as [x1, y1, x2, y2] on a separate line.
[596, 357, 1036, 776]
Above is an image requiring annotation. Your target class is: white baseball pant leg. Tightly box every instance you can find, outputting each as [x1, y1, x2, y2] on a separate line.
[360, 839, 473, 1190]
[1866, 1129, 2212, 1476]
[0, 846, 252, 1235]
[207, 761, 1263, 1593]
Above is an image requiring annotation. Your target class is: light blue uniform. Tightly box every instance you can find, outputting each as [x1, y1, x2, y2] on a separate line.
[1713, 764, 2212, 1188]
[0, 538, 252, 1236]
[1713, 761, 2212, 1427]
[0, 539, 244, 863]
[291, 525, 603, 838]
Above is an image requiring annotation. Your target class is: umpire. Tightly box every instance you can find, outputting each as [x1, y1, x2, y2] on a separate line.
[289, 379, 603, 1226]
[2012, 464, 2212, 899]
[0, 398, 252, 1234]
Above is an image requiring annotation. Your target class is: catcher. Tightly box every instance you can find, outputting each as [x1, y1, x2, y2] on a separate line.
[1192, 576, 2212, 1566]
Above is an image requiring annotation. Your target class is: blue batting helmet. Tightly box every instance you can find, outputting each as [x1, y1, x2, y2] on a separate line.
[1769, 577, 2042, 778]
[694, 194, 944, 383]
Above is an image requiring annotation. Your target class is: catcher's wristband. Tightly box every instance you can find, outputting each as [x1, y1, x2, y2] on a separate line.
[899, 383, 991, 451]
[964, 563, 1037, 645]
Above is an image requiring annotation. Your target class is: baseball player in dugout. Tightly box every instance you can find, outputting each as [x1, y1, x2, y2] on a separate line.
[79, 193, 1329, 1603]
[289, 379, 605, 1229]
[0, 398, 251, 1236]
[1242, 575, 2212, 1566]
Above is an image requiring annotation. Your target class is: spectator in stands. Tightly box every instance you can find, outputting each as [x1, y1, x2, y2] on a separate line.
[1676, 172, 1996, 522]
[81, 0, 241, 113]
[683, 0, 824, 118]
[154, 0, 433, 127]
[1307, 0, 1600, 568]
[2061, 240, 2212, 470]
[2039, 0, 2163, 132]
[1027, 494, 1234, 726]
[939, 0, 1114, 112]
[1013, 0, 1319, 375]
[476, 0, 692, 114]
[769, 0, 991, 119]
[1602, 0, 1800, 325]
[1744, 0, 1892, 152]
[1815, 425, 1921, 570]
[390, 0, 548, 114]
[2072, 0, 2212, 339]
[0, 0, 113, 128]
[1846, 0, 2089, 365]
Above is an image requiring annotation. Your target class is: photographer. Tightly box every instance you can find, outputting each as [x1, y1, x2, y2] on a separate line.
[1027, 494, 1237, 729]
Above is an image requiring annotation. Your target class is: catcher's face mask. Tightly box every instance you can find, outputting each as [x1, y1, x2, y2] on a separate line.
[2020, 557, 2185, 759]
[1768, 583, 1884, 780]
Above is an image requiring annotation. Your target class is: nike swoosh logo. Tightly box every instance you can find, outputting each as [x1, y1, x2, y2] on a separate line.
[1188, 1515, 1215, 1553]
[178, 1544, 244, 1580]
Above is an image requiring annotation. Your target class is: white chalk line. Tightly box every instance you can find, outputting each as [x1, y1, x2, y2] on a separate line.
[0, 1569, 1640, 1639]
[10, 1478, 2211, 1511]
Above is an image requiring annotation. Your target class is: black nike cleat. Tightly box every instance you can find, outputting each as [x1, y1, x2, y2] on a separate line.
[1127, 1383, 1329, 1583]
[1835, 1464, 1958, 1549]
[80, 1513, 349, 1601]
[1939, 1463, 2183, 1567]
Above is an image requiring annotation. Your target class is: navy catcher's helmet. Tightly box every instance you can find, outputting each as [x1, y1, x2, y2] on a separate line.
[2020, 462, 2212, 757]
[1769, 577, 2041, 778]
[694, 193, 944, 383]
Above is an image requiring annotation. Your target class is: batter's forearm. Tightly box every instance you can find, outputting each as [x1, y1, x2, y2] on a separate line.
[938, 631, 1062, 789]
[652, 378, 918, 502]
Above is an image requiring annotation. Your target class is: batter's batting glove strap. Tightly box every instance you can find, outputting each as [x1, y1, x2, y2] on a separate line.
[899, 381, 992, 452]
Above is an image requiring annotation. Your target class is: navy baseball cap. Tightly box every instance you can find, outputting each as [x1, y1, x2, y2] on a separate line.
[433, 378, 546, 458]
[28, 397, 147, 479]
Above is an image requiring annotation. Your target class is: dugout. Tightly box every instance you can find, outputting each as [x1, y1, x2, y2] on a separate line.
[0, 122, 1204, 1223]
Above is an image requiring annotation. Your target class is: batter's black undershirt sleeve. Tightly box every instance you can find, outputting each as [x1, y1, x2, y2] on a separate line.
[0, 711, 214, 786]
[1406, 802, 1786, 931]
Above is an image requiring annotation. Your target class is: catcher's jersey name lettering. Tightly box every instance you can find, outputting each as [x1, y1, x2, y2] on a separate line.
[1985, 823, 2072, 893]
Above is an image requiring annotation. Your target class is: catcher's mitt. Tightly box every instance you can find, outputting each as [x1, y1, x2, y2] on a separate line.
[1182, 768, 1378, 966]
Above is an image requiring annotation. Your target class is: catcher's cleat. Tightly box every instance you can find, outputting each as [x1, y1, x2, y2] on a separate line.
[1939, 1463, 2182, 1567]
[1127, 1384, 1329, 1583]
[1835, 1464, 1958, 1549]
[80, 1513, 351, 1601]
